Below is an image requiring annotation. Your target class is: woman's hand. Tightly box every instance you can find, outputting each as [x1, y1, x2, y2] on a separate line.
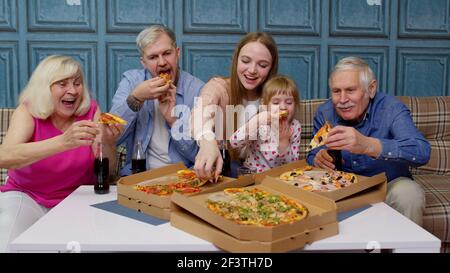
[59, 120, 99, 150]
[194, 139, 222, 182]
[100, 122, 124, 146]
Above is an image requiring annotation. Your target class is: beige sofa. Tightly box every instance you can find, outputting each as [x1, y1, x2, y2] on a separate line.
[1, 96, 449, 252]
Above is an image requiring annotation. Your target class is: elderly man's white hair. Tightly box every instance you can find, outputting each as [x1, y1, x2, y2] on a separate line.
[329, 56, 376, 92]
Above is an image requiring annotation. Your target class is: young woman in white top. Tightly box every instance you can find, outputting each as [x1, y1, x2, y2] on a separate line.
[191, 32, 279, 180]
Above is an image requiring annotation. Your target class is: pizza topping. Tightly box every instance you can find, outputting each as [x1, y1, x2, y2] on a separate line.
[206, 188, 308, 227]
[279, 166, 358, 192]
[159, 72, 172, 85]
[279, 110, 289, 120]
[99, 113, 127, 125]
[133, 169, 218, 196]
[307, 121, 332, 151]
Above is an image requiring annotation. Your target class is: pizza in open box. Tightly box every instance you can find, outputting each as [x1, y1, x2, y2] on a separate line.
[134, 170, 220, 196]
[206, 188, 308, 227]
[279, 166, 357, 192]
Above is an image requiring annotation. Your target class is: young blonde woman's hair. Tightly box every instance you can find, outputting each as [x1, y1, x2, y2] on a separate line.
[261, 75, 300, 110]
[19, 55, 91, 119]
[229, 32, 279, 107]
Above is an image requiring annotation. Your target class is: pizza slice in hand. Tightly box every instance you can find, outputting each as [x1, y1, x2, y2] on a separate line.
[159, 73, 172, 85]
[99, 113, 127, 125]
[279, 110, 289, 120]
[307, 121, 332, 151]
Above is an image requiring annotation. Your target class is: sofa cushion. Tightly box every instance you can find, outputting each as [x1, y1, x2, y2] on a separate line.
[414, 174, 450, 242]
[397, 97, 450, 176]
[296, 99, 327, 160]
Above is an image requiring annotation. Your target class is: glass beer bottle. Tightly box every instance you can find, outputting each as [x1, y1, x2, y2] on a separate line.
[219, 140, 231, 177]
[94, 142, 110, 194]
[328, 149, 343, 171]
[131, 140, 146, 174]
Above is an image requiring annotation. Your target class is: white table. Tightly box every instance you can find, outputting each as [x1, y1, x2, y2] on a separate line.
[10, 186, 441, 253]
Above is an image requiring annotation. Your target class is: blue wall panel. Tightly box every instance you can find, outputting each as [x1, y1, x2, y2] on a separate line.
[399, 0, 450, 38]
[107, 0, 171, 33]
[259, 0, 320, 35]
[397, 48, 450, 96]
[278, 45, 319, 99]
[184, 0, 249, 34]
[182, 42, 234, 83]
[28, 0, 96, 32]
[0, 0, 449, 109]
[107, 43, 141, 108]
[0, 42, 18, 107]
[330, 0, 389, 37]
[0, 0, 17, 31]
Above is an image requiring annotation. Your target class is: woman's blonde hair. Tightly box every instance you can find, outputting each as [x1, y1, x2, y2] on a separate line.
[229, 32, 279, 107]
[261, 75, 300, 109]
[19, 55, 91, 119]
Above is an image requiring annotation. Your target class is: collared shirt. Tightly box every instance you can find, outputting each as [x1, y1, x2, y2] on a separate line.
[110, 69, 204, 176]
[306, 92, 431, 182]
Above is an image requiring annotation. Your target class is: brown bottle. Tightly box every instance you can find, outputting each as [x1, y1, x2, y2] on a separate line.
[219, 141, 231, 177]
[328, 149, 343, 171]
[131, 140, 146, 174]
[94, 143, 110, 194]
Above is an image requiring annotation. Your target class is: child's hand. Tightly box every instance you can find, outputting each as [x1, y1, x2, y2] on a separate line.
[279, 119, 292, 141]
[278, 120, 292, 153]
[250, 111, 277, 127]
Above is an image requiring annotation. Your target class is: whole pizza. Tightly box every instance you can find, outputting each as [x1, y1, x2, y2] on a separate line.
[134, 170, 214, 196]
[279, 166, 357, 192]
[206, 188, 308, 227]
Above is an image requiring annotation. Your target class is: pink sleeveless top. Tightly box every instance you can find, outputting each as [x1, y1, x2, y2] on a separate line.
[1, 100, 98, 208]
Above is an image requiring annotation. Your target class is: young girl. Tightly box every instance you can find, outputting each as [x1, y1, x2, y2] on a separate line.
[230, 75, 301, 173]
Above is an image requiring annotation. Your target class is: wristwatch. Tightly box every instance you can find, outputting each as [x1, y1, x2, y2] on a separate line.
[126, 93, 144, 112]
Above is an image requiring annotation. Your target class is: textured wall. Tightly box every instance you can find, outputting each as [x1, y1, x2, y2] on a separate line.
[0, 0, 449, 110]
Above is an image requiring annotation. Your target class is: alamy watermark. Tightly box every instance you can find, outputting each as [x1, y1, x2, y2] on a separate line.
[169, 97, 283, 151]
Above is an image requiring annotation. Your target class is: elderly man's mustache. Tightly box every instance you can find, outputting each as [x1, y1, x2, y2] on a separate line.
[336, 103, 355, 109]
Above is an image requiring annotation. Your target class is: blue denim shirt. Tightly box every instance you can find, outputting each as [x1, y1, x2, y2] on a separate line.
[110, 69, 204, 176]
[306, 92, 431, 182]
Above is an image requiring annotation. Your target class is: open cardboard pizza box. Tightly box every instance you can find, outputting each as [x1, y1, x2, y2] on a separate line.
[171, 176, 337, 243]
[254, 160, 387, 213]
[117, 162, 253, 220]
[171, 204, 339, 253]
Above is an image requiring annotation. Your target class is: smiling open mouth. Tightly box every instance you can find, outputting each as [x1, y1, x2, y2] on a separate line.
[62, 98, 76, 106]
[244, 75, 257, 81]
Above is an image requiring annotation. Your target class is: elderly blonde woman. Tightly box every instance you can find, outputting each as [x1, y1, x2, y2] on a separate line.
[0, 55, 124, 252]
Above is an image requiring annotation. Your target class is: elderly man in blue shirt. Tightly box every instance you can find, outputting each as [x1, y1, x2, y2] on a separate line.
[307, 56, 431, 226]
[110, 25, 204, 176]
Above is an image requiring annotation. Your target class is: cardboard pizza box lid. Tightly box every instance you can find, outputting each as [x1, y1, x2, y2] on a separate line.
[170, 204, 339, 253]
[171, 176, 337, 242]
[117, 194, 171, 221]
[254, 160, 387, 202]
[335, 180, 387, 213]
